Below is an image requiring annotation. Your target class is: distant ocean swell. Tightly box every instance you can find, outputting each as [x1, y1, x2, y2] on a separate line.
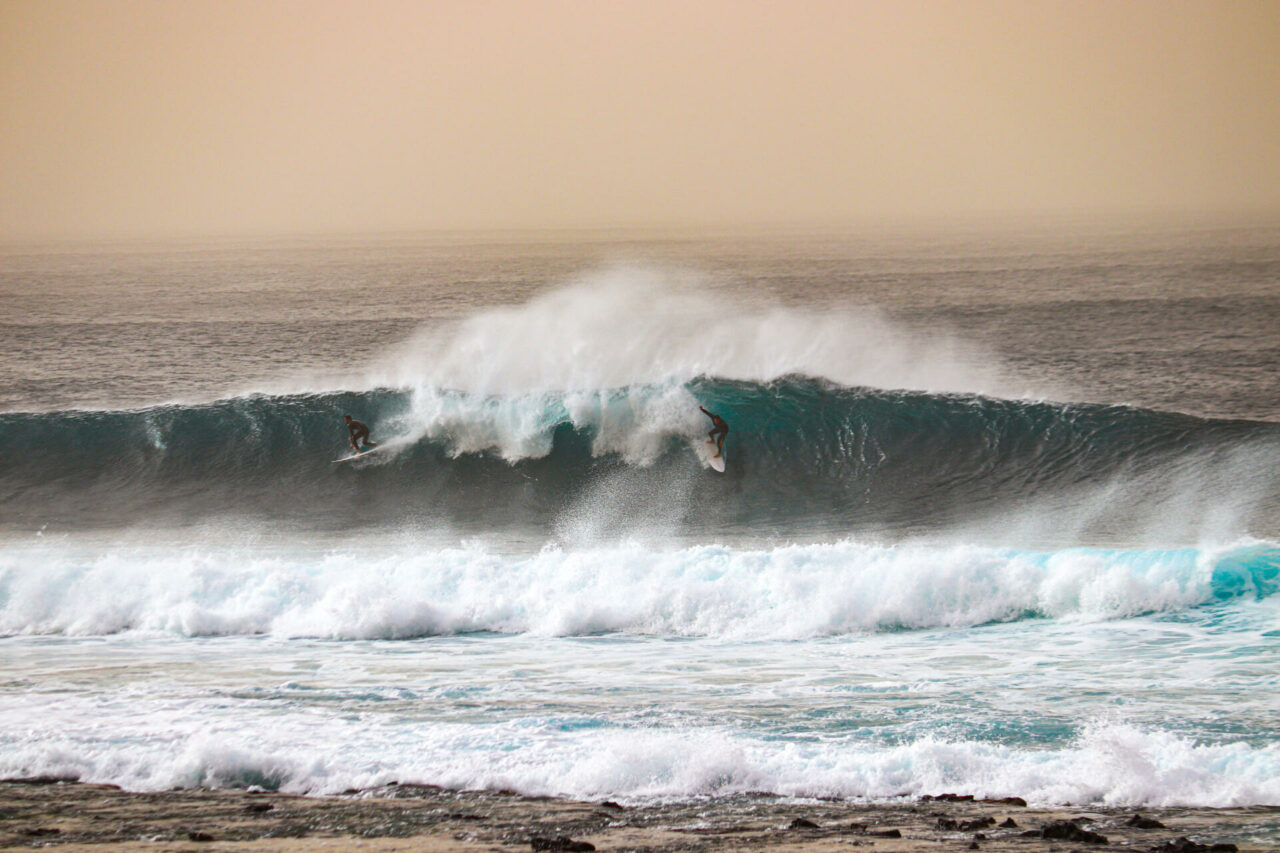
[2, 376, 1279, 535]
[1, 539, 1275, 638]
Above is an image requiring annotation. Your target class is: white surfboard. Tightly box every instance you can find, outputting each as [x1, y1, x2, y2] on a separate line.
[700, 439, 727, 473]
[333, 443, 391, 463]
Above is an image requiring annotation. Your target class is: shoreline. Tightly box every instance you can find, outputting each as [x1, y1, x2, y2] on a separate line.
[2, 780, 1277, 852]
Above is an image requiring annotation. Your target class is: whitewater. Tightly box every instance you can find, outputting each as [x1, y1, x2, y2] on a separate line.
[2, 224, 1279, 808]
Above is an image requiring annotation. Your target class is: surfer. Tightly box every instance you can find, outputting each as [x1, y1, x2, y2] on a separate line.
[344, 415, 374, 453]
[699, 406, 729, 459]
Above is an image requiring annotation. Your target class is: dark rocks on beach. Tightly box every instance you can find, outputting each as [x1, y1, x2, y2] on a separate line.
[1037, 820, 1108, 844]
[1151, 837, 1238, 853]
[531, 835, 596, 852]
[244, 802, 274, 814]
[788, 817, 820, 829]
[186, 831, 214, 841]
[938, 816, 996, 831]
[923, 793, 1026, 807]
[379, 782, 444, 799]
[986, 797, 1027, 807]
[5, 780, 1278, 853]
[598, 801, 624, 810]
[1126, 814, 1166, 829]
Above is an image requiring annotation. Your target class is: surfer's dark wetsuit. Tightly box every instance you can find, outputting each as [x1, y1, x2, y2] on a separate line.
[699, 406, 729, 458]
[344, 415, 372, 451]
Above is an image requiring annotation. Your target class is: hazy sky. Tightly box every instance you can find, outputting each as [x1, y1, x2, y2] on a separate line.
[2, 0, 1278, 238]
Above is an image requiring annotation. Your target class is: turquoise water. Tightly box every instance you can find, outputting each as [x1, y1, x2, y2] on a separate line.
[3, 583, 1278, 802]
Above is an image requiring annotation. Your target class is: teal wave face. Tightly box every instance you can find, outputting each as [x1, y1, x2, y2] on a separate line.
[1210, 543, 1280, 600]
[2, 376, 1279, 539]
[1002, 543, 1280, 607]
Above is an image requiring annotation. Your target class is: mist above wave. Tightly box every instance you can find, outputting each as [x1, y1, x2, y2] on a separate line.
[298, 268, 1023, 398]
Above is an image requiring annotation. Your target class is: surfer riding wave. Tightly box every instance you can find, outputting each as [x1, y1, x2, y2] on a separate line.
[344, 415, 376, 453]
[700, 406, 729, 459]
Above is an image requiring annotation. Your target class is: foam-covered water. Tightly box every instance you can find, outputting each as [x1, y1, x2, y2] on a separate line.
[4, 600, 1278, 804]
[3, 224, 1279, 807]
[2, 540, 1276, 639]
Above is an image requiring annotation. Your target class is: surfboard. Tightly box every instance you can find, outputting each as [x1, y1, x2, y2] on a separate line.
[333, 443, 389, 463]
[701, 439, 727, 473]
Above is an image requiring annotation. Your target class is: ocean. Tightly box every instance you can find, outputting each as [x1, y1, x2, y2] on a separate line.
[2, 219, 1278, 807]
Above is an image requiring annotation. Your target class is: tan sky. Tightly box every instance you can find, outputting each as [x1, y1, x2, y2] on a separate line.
[2, 0, 1278, 238]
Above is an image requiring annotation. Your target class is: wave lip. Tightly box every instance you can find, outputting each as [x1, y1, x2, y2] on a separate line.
[1, 540, 1274, 640]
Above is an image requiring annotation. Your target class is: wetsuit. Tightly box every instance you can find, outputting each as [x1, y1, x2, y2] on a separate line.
[700, 407, 729, 455]
[347, 419, 371, 450]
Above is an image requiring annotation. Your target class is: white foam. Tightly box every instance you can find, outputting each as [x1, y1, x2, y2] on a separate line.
[386, 382, 702, 465]
[3, 537, 1275, 808]
[0, 539, 1259, 640]
[3, 718, 1277, 807]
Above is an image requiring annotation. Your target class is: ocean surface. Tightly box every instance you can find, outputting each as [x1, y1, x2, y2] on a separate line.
[2, 219, 1279, 806]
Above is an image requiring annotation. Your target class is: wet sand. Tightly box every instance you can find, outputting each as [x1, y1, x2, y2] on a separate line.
[2, 780, 1277, 852]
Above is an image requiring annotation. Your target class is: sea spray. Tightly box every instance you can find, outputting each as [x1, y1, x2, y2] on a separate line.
[356, 272, 1014, 398]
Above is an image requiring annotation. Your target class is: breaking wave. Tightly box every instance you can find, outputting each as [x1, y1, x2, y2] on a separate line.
[1, 538, 1275, 639]
[2, 375, 1279, 540]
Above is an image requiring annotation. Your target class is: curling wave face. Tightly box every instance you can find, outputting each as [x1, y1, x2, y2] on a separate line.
[2, 376, 1280, 541]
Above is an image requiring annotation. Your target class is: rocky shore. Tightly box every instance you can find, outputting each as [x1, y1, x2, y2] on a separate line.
[2, 779, 1277, 852]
